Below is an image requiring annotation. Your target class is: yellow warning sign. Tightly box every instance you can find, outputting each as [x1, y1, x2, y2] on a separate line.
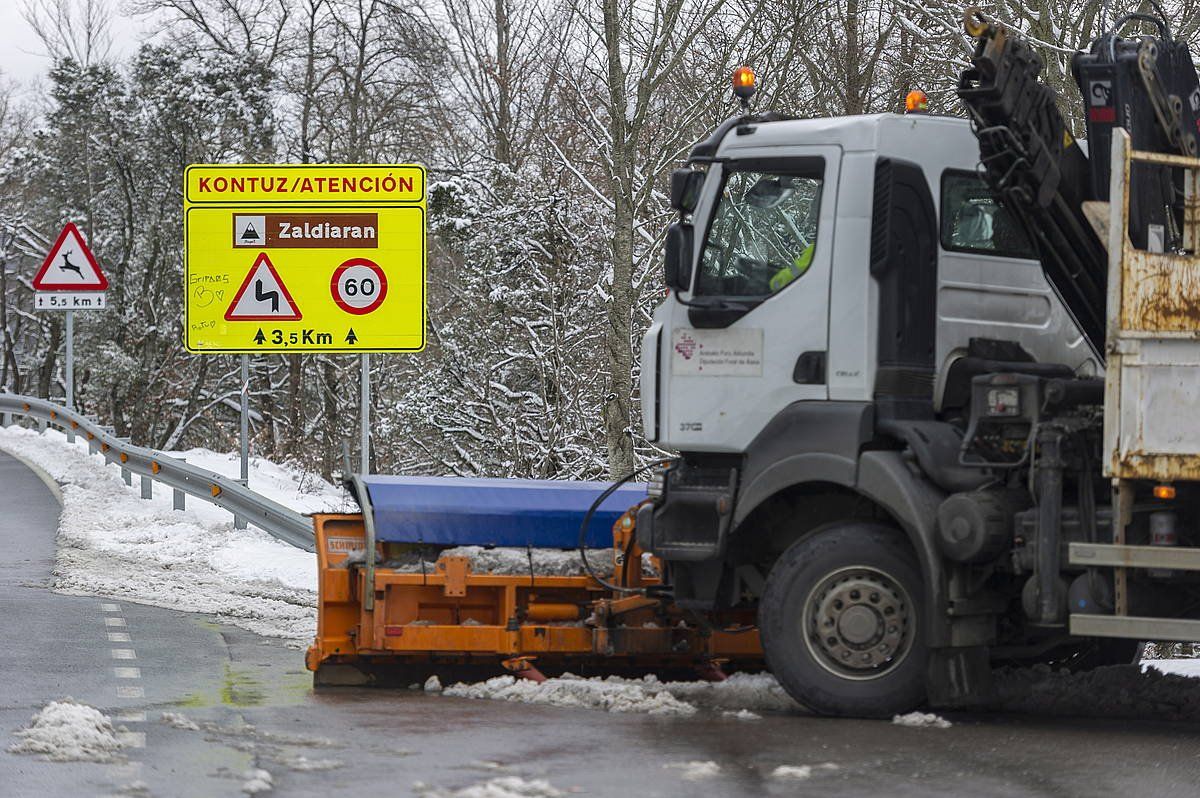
[183, 164, 425, 353]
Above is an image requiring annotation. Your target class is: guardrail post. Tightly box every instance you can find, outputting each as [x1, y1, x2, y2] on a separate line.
[1, 411, 10, 427]
[37, 417, 47, 433]
[234, 478, 248, 530]
[173, 456, 186, 511]
[140, 475, 152, 500]
[113, 436, 132, 484]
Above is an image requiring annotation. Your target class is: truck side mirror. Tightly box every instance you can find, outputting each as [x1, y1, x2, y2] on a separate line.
[664, 222, 694, 292]
[670, 169, 704, 213]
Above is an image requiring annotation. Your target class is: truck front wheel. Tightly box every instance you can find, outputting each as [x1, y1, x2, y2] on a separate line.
[760, 521, 927, 717]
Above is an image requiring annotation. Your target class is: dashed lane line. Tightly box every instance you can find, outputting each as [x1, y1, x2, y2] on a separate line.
[101, 602, 148, 744]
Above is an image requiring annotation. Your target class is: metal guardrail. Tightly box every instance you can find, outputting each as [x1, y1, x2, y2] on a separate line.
[0, 392, 315, 552]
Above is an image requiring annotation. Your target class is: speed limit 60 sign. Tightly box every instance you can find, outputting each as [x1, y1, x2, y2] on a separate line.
[182, 164, 426, 353]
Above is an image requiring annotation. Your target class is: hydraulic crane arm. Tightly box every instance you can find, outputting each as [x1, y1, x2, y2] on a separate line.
[957, 10, 1107, 358]
[957, 7, 1200, 362]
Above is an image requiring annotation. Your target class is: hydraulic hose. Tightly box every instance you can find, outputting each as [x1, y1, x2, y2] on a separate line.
[577, 457, 677, 594]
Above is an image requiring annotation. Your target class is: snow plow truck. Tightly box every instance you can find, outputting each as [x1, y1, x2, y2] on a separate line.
[308, 7, 1200, 717]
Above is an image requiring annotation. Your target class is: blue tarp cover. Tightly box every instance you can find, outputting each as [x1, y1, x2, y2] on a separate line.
[361, 476, 648, 548]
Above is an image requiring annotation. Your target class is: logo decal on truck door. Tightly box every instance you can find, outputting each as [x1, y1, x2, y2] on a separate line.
[670, 328, 763, 377]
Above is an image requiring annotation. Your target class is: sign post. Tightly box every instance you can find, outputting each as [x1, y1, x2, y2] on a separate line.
[33, 222, 109, 433]
[360, 353, 370, 473]
[183, 165, 426, 479]
[237, 354, 250, 529]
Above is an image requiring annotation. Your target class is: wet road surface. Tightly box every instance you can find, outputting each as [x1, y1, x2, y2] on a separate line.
[2, 449, 1200, 797]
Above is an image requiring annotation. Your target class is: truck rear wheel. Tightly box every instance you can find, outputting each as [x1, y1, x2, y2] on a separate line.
[760, 521, 927, 717]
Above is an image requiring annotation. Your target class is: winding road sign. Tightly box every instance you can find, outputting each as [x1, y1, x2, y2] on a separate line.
[183, 165, 426, 353]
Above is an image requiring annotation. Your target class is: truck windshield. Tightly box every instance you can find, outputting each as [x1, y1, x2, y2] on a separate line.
[694, 168, 823, 298]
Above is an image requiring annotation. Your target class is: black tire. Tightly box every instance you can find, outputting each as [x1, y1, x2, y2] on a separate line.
[759, 521, 928, 718]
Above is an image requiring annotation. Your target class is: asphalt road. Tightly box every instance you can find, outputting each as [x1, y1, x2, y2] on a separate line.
[3, 449, 1200, 798]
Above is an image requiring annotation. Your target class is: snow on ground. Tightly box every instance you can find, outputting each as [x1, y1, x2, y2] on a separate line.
[241, 768, 274, 794]
[441, 671, 798, 717]
[892, 711, 952, 728]
[770, 763, 839, 780]
[415, 776, 566, 798]
[1144, 658, 1200, 678]
[663, 760, 721, 780]
[0, 426, 335, 643]
[9, 699, 125, 762]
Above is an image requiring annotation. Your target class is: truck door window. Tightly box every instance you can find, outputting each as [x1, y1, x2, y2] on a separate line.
[940, 171, 1036, 258]
[694, 168, 823, 297]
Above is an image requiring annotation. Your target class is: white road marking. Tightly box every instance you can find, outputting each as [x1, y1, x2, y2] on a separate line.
[105, 617, 127, 627]
[116, 731, 146, 749]
[111, 649, 137, 660]
[116, 686, 145, 698]
[108, 631, 132, 642]
[115, 711, 146, 723]
[114, 666, 142, 679]
[100, 603, 121, 612]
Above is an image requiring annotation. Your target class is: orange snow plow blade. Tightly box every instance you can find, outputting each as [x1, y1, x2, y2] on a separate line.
[305, 508, 763, 685]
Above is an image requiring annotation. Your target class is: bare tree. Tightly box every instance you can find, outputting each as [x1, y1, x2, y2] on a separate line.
[558, 0, 753, 476]
[22, 0, 113, 67]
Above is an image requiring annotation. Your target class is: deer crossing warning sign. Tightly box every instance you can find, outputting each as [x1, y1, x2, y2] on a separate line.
[183, 164, 425, 353]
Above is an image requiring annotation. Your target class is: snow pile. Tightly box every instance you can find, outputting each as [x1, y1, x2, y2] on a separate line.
[892, 711, 952, 729]
[441, 671, 796, 716]
[770, 763, 839, 780]
[167, 447, 346, 515]
[241, 768, 274, 794]
[663, 761, 721, 781]
[161, 711, 200, 731]
[422, 546, 614, 577]
[9, 699, 125, 762]
[384, 545, 645, 579]
[993, 663, 1200, 721]
[1144, 658, 1200, 678]
[0, 427, 331, 643]
[415, 776, 564, 798]
[722, 709, 761, 720]
[443, 673, 697, 716]
[280, 755, 344, 772]
[424, 675, 443, 692]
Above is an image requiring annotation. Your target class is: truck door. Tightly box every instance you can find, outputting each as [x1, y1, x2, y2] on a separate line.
[935, 169, 1099, 394]
[658, 149, 840, 452]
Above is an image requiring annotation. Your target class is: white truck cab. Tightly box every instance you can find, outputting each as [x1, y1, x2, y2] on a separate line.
[642, 112, 1095, 454]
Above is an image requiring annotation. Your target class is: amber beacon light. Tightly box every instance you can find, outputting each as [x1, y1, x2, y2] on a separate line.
[905, 89, 930, 114]
[732, 66, 757, 108]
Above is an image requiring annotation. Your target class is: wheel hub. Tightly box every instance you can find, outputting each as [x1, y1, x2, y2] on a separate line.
[805, 568, 912, 679]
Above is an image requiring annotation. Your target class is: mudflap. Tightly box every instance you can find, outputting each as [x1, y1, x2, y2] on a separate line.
[925, 646, 994, 709]
[313, 662, 374, 687]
